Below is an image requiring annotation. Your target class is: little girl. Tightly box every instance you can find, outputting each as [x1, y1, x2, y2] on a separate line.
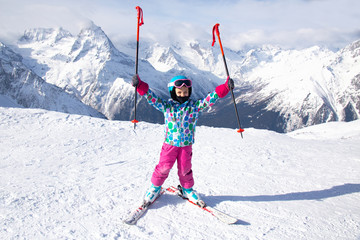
[132, 74, 234, 207]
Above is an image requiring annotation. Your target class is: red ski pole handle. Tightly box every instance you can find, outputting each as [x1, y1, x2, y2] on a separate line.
[211, 23, 219, 46]
[135, 6, 144, 42]
[212, 23, 225, 56]
[136, 6, 144, 26]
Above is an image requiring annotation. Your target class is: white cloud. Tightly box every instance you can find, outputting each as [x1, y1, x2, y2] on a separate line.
[0, 0, 359, 50]
[228, 27, 359, 50]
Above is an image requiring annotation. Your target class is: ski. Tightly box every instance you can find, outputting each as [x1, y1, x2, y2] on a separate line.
[124, 188, 165, 225]
[166, 186, 238, 225]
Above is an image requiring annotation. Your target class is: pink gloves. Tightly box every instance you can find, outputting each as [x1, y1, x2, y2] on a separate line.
[215, 77, 234, 98]
[132, 74, 149, 96]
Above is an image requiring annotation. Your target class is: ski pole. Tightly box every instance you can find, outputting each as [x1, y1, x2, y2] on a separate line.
[212, 23, 244, 138]
[131, 6, 144, 129]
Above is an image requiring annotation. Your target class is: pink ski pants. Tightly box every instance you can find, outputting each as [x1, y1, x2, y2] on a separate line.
[151, 143, 194, 189]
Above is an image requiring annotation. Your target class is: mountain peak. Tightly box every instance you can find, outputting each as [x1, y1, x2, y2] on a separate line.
[69, 21, 118, 60]
[78, 21, 105, 37]
[345, 39, 360, 57]
[71, 21, 116, 55]
[19, 27, 72, 44]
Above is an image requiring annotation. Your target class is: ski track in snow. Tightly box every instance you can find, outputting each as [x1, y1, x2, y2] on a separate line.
[1, 107, 360, 239]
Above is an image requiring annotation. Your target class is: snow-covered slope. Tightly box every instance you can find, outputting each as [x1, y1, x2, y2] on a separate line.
[0, 42, 103, 117]
[1, 107, 359, 239]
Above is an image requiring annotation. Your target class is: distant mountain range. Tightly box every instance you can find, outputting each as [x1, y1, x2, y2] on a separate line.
[1, 22, 359, 132]
[0, 42, 103, 118]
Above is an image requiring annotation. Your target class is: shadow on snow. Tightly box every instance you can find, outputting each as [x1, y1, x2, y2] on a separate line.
[206, 183, 360, 204]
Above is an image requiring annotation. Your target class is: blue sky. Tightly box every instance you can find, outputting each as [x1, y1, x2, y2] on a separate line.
[1, 0, 359, 51]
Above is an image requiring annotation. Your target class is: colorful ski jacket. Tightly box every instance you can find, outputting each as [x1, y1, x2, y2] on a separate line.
[145, 89, 219, 147]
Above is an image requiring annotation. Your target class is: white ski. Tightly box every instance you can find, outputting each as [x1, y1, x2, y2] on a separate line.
[124, 188, 165, 225]
[166, 186, 238, 225]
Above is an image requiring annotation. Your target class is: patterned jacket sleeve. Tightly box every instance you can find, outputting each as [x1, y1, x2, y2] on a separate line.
[195, 91, 219, 112]
[144, 89, 168, 113]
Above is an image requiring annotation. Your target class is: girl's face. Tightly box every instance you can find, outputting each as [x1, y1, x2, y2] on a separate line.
[175, 86, 189, 97]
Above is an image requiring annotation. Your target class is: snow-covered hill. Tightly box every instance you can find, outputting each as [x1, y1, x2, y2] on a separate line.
[142, 39, 360, 132]
[14, 23, 220, 123]
[1, 107, 359, 239]
[1, 22, 359, 132]
[0, 42, 104, 117]
[16, 24, 149, 121]
[237, 42, 360, 132]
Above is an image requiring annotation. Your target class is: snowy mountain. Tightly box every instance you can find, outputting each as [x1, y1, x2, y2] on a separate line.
[0, 42, 103, 117]
[16, 24, 150, 121]
[1, 107, 359, 239]
[141, 39, 360, 132]
[2, 22, 359, 132]
[14, 23, 220, 124]
[236, 42, 360, 132]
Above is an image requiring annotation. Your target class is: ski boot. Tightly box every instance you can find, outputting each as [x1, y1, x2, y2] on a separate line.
[177, 185, 206, 208]
[143, 184, 162, 207]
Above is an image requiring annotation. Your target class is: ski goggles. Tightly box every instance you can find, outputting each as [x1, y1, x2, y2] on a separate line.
[168, 79, 192, 89]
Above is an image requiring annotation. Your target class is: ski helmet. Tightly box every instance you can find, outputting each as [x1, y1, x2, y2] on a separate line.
[168, 75, 192, 102]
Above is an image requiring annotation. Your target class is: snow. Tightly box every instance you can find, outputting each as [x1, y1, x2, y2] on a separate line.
[1, 107, 360, 239]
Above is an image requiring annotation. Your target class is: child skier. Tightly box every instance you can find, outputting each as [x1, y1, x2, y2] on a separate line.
[132, 74, 234, 207]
